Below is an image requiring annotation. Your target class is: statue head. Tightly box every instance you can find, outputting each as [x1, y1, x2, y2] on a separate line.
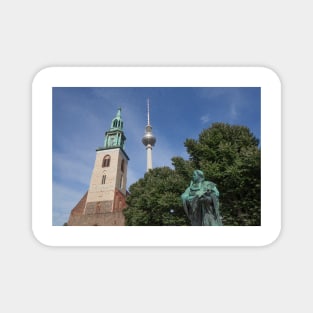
[192, 170, 205, 183]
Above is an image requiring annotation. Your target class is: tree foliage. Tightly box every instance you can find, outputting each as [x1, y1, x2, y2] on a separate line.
[124, 167, 190, 226]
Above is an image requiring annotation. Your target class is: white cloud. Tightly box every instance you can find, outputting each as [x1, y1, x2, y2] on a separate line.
[230, 102, 238, 121]
[200, 114, 210, 123]
[198, 88, 247, 124]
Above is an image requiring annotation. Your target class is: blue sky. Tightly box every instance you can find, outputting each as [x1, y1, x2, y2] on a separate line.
[53, 87, 260, 225]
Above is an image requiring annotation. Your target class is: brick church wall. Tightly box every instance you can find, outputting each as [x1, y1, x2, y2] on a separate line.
[68, 211, 125, 226]
[67, 191, 127, 226]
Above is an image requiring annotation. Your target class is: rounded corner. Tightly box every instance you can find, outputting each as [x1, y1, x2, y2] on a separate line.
[259, 66, 282, 87]
[260, 225, 282, 247]
[32, 66, 56, 88]
[31, 226, 53, 248]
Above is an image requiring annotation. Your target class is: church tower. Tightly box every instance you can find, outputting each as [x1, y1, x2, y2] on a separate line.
[67, 108, 129, 226]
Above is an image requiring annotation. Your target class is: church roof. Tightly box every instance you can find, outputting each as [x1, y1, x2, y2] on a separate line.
[69, 191, 88, 216]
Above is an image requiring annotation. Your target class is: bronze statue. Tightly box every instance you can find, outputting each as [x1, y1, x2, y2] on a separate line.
[181, 170, 223, 226]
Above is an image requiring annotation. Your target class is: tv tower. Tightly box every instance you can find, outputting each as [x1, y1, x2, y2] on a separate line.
[142, 98, 156, 171]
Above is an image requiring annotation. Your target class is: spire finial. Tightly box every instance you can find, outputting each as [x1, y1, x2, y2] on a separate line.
[117, 107, 122, 117]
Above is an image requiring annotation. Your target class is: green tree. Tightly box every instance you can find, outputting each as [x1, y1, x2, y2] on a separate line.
[125, 123, 260, 226]
[181, 123, 261, 226]
[124, 167, 190, 226]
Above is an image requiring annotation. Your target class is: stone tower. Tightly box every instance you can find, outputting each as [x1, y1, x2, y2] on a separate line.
[142, 98, 156, 171]
[67, 108, 129, 226]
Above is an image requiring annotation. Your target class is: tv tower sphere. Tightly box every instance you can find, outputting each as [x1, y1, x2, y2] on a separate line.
[142, 124, 156, 146]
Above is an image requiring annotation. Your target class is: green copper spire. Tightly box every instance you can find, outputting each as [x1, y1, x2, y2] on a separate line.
[110, 107, 123, 131]
[104, 108, 126, 149]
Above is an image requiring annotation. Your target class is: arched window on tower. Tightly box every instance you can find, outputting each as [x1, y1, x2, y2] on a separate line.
[101, 175, 106, 184]
[113, 119, 118, 128]
[102, 155, 111, 167]
[121, 159, 125, 172]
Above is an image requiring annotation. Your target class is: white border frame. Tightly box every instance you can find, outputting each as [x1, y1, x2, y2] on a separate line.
[32, 67, 281, 247]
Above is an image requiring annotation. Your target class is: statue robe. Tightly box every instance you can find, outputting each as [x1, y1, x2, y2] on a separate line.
[181, 180, 223, 226]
